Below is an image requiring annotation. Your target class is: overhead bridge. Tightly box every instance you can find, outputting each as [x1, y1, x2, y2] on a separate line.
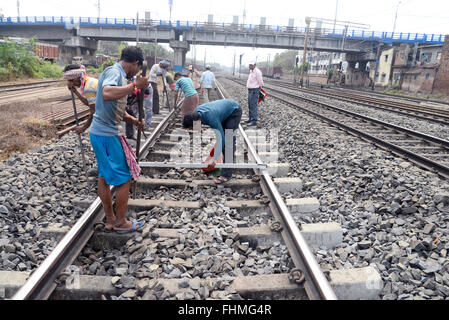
[0, 16, 445, 67]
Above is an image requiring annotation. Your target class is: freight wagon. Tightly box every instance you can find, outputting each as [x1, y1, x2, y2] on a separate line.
[34, 42, 59, 62]
[259, 66, 282, 79]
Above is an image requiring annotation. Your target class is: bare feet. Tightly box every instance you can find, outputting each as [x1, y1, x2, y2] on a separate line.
[113, 219, 145, 233]
[113, 219, 133, 231]
[105, 216, 116, 230]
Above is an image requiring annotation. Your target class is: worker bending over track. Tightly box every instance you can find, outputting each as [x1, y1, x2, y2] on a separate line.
[182, 99, 242, 184]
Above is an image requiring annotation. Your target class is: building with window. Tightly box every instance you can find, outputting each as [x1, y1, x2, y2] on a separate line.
[371, 47, 395, 87]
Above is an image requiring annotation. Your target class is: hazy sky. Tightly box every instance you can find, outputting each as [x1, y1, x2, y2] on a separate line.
[2, 0, 449, 67]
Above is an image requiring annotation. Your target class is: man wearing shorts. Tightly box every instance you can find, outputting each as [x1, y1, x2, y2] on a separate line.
[89, 46, 148, 233]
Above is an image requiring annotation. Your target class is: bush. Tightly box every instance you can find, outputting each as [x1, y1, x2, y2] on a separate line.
[87, 65, 100, 74]
[0, 38, 62, 81]
[37, 61, 62, 78]
[100, 58, 115, 71]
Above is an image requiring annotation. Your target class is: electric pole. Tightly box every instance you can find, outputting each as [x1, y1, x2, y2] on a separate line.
[136, 12, 139, 46]
[169, 0, 173, 21]
[328, 0, 338, 84]
[243, 0, 247, 25]
[17, 0, 20, 17]
[96, 0, 101, 18]
[233, 50, 236, 76]
[392, 1, 401, 34]
[300, 17, 311, 87]
[239, 53, 244, 78]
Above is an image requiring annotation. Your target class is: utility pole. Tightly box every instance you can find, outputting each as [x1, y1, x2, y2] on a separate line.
[169, 0, 173, 21]
[392, 1, 401, 34]
[294, 53, 299, 83]
[267, 53, 271, 76]
[328, 0, 338, 84]
[233, 50, 236, 76]
[300, 17, 311, 87]
[136, 12, 139, 46]
[239, 53, 244, 78]
[16, 0, 20, 17]
[372, 43, 383, 91]
[243, 0, 247, 25]
[203, 48, 206, 68]
[96, 0, 101, 18]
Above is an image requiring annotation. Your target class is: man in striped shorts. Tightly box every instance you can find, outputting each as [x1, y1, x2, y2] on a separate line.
[173, 72, 199, 117]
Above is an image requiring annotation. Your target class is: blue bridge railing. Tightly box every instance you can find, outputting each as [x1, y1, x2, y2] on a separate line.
[0, 16, 445, 45]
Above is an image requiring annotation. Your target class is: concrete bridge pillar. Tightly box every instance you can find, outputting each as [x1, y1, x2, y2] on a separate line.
[169, 40, 190, 72]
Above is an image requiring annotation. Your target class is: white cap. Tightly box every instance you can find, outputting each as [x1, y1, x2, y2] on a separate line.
[249, 62, 256, 65]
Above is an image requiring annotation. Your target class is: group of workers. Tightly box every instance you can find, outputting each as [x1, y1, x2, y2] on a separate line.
[63, 46, 265, 233]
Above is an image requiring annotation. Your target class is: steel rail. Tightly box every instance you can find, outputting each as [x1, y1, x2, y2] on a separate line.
[11, 102, 179, 300]
[267, 78, 449, 107]
[216, 81, 337, 300]
[303, 87, 449, 116]
[265, 85, 449, 148]
[264, 81, 449, 125]
[241, 80, 449, 179]
[0, 80, 62, 92]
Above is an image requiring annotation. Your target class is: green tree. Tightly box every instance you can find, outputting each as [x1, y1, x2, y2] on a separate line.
[0, 38, 61, 81]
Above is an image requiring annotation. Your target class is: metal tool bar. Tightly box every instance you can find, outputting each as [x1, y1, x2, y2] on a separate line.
[139, 162, 267, 169]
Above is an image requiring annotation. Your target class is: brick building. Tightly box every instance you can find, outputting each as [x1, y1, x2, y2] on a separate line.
[433, 35, 449, 95]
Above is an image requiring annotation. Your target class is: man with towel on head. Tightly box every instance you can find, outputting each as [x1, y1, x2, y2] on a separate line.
[62, 64, 98, 134]
[89, 46, 148, 233]
[149, 60, 171, 114]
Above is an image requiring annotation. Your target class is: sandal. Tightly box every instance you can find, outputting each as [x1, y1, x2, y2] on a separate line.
[93, 222, 113, 233]
[113, 220, 145, 234]
[214, 176, 229, 184]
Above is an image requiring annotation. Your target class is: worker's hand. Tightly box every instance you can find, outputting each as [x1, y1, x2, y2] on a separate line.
[67, 81, 76, 90]
[135, 74, 149, 90]
[207, 159, 216, 169]
[134, 118, 145, 131]
[75, 125, 85, 134]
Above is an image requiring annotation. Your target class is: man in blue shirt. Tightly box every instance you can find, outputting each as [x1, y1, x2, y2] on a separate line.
[182, 99, 242, 184]
[89, 46, 148, 233]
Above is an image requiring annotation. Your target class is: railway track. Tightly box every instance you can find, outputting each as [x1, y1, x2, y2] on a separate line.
[0, 85, 66, 105]
[0, 80, 62, 93]
[230, 78, 449, 179]
[264, 80, 449, 126]
[9, 81, 351, 301]
[270, 79, 449, 108]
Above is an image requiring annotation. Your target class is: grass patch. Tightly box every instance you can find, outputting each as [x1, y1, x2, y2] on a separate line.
[0, 101, 58, 160]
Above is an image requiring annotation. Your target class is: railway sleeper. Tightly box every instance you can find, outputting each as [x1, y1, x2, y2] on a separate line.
[71, 197, 320, 218]
[0, 265, 381, 300]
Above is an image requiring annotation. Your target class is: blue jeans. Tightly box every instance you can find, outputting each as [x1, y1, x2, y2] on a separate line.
[248, 88, 259, 123]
